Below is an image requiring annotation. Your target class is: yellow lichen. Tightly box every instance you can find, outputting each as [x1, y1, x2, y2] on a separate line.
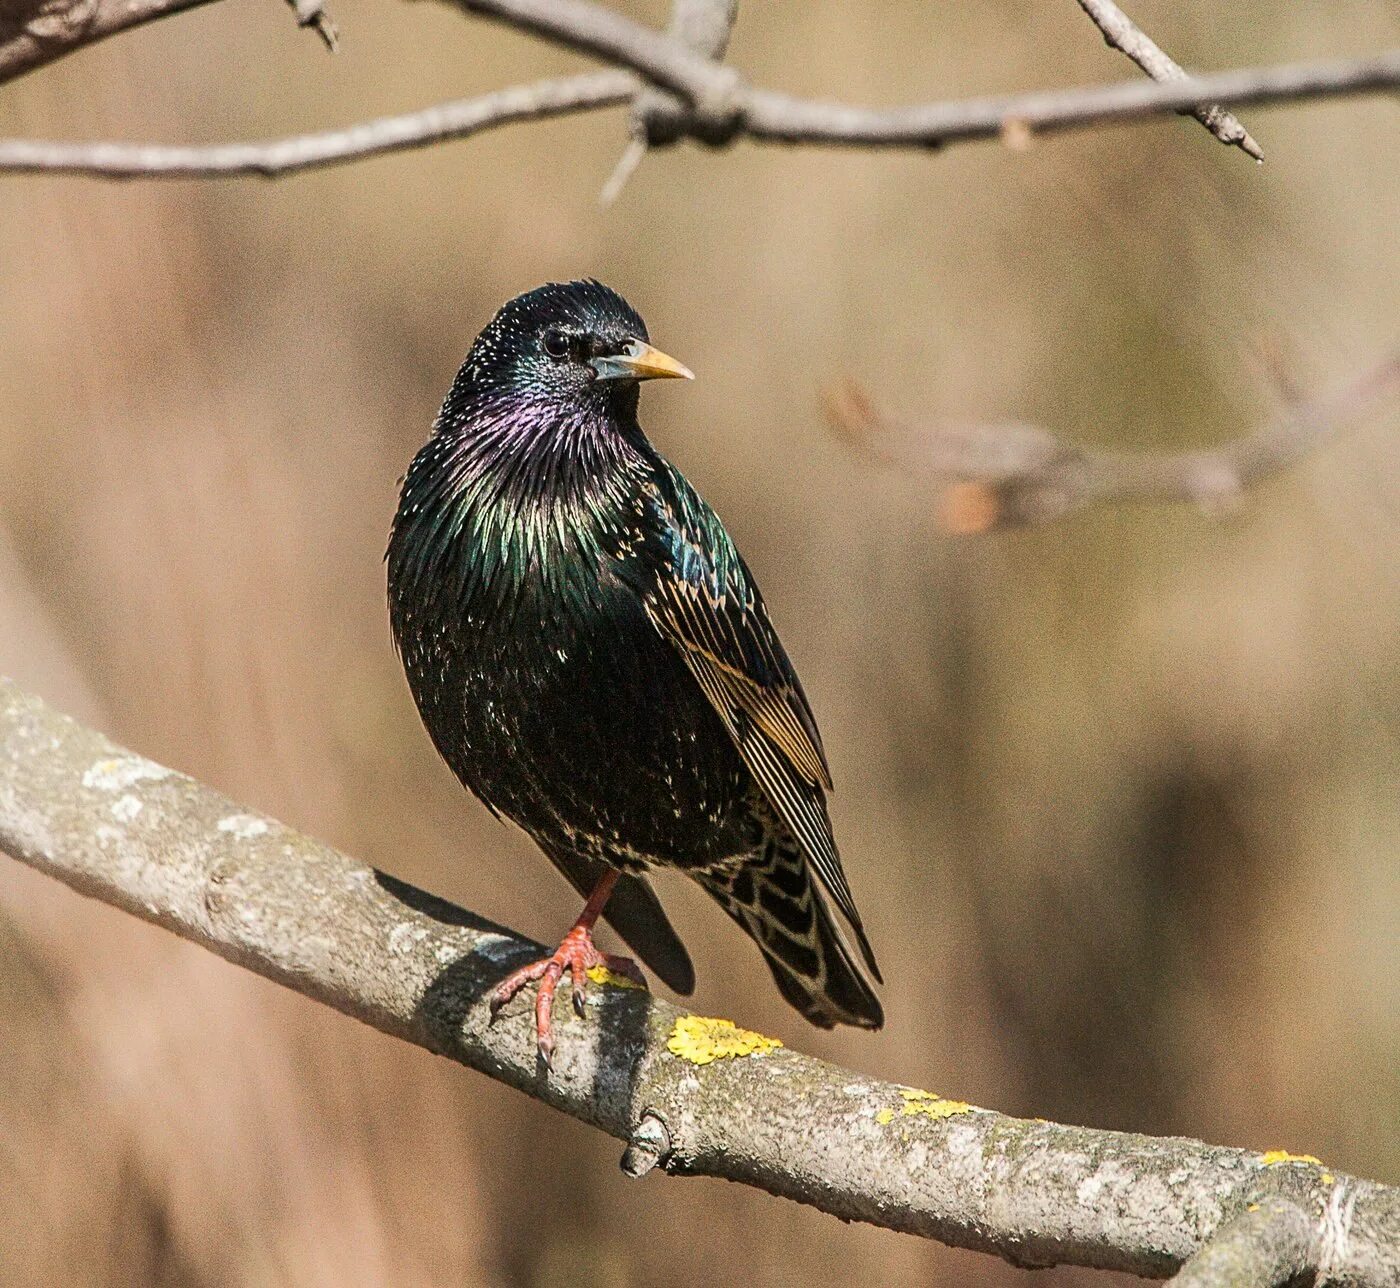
[585, 965, 644, 991]
[1261, 1150, 1323, 1167]
[666, 1016, 783, 1065]
[874, 1087, 976, 1123]
[1321, 1173, 1335, 1185]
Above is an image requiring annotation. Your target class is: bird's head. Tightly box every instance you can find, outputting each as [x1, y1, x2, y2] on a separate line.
[456, 280, 692, 419]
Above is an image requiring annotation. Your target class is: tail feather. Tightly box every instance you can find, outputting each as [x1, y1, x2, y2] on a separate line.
[700, 831, 883, 1030]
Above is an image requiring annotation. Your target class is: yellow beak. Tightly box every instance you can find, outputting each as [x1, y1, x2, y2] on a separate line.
[590, 339, 694, 383]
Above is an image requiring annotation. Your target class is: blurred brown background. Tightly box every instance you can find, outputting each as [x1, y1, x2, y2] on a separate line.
[1, 2, 1397, 1284]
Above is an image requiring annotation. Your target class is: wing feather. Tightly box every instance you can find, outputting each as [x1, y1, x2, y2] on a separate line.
[635, 471, 879, 978]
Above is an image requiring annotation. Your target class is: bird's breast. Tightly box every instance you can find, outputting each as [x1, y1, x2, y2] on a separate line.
[399, 559, 751, 870]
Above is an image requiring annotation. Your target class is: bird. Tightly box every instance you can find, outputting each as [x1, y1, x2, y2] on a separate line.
[387, 280, 882, 1064]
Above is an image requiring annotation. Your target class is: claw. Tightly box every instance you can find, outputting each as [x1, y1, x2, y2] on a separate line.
[492, 924, 644, 1064]
[490, 869, 647, 1067]
[570, 956, 589, 1018]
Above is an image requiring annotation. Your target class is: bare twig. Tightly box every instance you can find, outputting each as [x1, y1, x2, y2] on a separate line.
[735, 53, 1400, 148]
[1076, 0, 1262, 159]
[452, 0, 742, 132]
[826, 355, 1400, 532]
[0, 0, 218, 86]
[284, 0, 338, 52]
[450, 0, 1392, 148]
[0, 73, 636, 179]
[601, 0, 740, 204]
[2, 52, 1397, 181]
[1, 677, 1398, 1281]
[2, 0, 1396, 182]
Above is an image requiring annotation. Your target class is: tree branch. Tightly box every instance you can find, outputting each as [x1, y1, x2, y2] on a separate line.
[0, 72, 637, 178]
[2, 50, 1397, 180]
[826, 355, 1400, 533]
[1075, 0, 1262, 159]
[1, 0, 219, 86]
[3, 0, 1396, 182]
[1166, 1199, 1315, 1287]
[1, 677, 1397, 1280]
[451, 0, 742, 131]
[601, 0, 740, 204]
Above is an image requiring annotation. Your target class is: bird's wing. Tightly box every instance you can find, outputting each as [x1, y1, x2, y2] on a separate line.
[631, 465, 879, 977]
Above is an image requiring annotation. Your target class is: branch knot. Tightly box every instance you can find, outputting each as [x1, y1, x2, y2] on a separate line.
[682, 64, 746, 146]
[619, 1110, 671, 1178]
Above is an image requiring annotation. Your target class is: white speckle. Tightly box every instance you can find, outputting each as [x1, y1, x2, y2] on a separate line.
[217, 814, 269, 839]
[434, 942, 463, 965]
[95, 825, 123, 846]
[82, 756, 170, 792]
[1318, 1179, 1357, 1282]
[469, 934, 520, 964]
[1076, 1159, 1134, 1206]
[388, 923, 429, 955]
[841, 1083, 869, 1096]
[111, 795, 143, 823]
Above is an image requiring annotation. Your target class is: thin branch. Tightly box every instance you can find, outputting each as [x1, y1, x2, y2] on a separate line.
[601, 0, 740, 204]
[0, 0, 329, 85]
[1166, 1199, 1315, 1287]
[451, 0, 1395, 148]
[826, 355, 1400, 532]
[3, 52, 1397, 181]
[737, 52, 1400, 148]
[1, 678, 1398, 1281]
[1075, 0, 1262, 159]
[0, 0, 218, 86]
[284, 0, 338, 53]
[3, 0, 1396, 181]
[0, 73, 637, 179]
[453, 0, 742, 128]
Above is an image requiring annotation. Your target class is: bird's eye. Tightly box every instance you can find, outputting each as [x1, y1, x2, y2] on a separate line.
[542, 328, 570, 360]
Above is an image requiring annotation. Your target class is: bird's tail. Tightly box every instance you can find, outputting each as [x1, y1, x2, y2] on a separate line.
[699, 832, 883, 1030]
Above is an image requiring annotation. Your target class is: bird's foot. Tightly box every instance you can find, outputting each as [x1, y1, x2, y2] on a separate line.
[490, 926, 646, 1067]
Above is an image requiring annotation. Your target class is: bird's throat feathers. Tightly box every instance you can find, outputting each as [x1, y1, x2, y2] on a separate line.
[390, 389, 650, 622]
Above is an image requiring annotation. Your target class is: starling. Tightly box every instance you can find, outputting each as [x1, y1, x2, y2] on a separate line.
[388, 280, 882, 1062]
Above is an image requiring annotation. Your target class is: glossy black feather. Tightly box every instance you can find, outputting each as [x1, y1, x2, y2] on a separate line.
[387, 281, 881, 1028]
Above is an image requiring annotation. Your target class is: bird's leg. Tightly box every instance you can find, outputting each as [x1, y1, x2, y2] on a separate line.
[489, 869, 646, 1066]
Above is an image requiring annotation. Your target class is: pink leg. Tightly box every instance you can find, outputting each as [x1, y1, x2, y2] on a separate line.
[490, 870, 648, 1066]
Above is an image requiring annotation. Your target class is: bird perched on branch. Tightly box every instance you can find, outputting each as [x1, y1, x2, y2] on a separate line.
[388, 280, 881, 1063]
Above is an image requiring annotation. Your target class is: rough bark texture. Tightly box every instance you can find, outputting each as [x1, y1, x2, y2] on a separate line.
[0, 677, 1396, 1282]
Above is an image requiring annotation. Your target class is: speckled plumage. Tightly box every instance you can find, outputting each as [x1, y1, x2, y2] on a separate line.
[388, 281, 882, 1029]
